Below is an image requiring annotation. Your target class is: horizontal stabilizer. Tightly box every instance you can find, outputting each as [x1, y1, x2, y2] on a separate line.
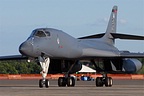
[78, 33, 144, 40]
[111, 33, 144, 40]
[78, 33, 104, 39]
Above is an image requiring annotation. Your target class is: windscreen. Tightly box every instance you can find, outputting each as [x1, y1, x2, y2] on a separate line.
[30, 29, 51, 37]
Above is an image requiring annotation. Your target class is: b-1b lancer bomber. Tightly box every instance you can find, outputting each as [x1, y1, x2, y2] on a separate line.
[0, 6, 144, 88]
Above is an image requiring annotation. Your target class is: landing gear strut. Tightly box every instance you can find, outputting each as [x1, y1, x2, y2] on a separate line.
[91, 59, 113, 87]
[96, 73, 113, 87]
[38, 54, 50, 88]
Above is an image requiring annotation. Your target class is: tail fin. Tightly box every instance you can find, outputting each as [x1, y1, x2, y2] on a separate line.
[102, 6, 118, 45]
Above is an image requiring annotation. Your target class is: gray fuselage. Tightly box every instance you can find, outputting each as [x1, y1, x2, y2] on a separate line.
[19, 28, 120, 59]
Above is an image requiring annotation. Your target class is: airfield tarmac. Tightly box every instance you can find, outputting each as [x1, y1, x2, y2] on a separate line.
[0, 79, 143, 96]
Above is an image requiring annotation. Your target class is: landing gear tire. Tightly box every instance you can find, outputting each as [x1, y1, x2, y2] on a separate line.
[96, 77, 113, 87]
[45, 79, 50, 88]
[58, 77, 75, 87]
[39, 79, 44, 88]
[105, 77, 113, 87]
[67, 77, 75, 87]
[58, 77, 66, 87]
[96, 77, 103, 87]
[39, 79, 49, 88]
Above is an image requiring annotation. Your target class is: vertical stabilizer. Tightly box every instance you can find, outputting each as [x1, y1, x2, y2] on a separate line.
[102, 6, 118, 45]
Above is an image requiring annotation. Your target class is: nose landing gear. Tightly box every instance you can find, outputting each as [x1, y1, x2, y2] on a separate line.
[38, 55, 50, 88]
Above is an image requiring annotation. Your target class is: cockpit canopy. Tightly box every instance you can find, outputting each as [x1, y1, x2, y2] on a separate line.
[30, 29, 50, 37]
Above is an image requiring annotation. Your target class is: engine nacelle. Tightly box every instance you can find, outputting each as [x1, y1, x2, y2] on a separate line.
[122, 59, 142, 73]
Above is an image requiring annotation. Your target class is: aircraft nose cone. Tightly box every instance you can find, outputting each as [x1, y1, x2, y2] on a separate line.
[19, 41, 33, 56]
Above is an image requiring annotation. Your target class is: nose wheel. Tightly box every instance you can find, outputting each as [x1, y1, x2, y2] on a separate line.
[39, 79, 49, 88]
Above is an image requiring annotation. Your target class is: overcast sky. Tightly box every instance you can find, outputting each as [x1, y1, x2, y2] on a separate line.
[0, 0, 144, 56]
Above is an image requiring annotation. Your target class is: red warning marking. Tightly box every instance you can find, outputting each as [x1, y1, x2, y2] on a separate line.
[112, 9, 117, 13]
[59, 46, 63, 48]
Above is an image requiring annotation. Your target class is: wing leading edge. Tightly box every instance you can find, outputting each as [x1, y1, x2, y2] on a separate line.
[120, 52, 144, 58]
[0, 55, 28, 60]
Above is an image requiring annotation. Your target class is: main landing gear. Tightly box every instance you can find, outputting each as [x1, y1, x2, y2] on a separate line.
[58, 62, 76, 87]
[91, 59, 113, 87]
[38, 55, 50, 88]
[96, 73, 113, 87]
[58, 75, 75, 87]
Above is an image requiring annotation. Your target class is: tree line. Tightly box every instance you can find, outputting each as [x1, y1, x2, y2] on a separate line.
[0, 60, 41, 74]
[0, 59, 144, 74]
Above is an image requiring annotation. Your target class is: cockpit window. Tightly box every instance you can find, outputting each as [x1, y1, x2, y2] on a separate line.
[35, 31, 46, 37]
[32, 30, 51, 37]
[45, 31, 50, 36]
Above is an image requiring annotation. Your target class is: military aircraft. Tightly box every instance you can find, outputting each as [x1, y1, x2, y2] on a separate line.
[0, 6, 144, 88]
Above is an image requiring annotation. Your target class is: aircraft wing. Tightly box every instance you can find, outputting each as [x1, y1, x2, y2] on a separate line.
[120, 52, 144, 58]
[0, 55, 28, 60]
[79, 33, 144, 40]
